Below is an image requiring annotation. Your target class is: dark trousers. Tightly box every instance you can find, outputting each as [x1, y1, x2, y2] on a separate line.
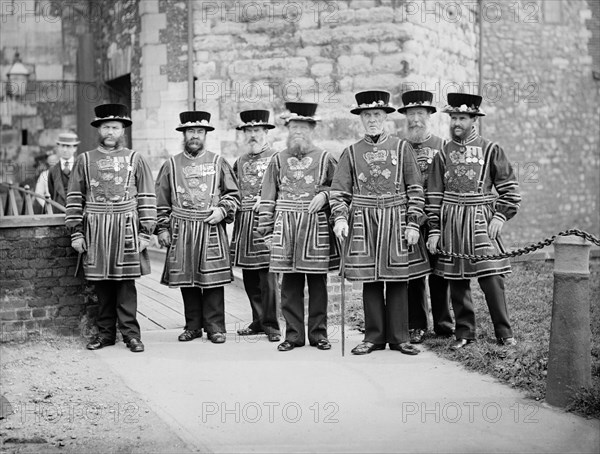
[180, 286, 225, 334]
[449, 275, 513, 340]
[94, 280, 140, 342]
[242, 268, 280, 335]
[281, 273, 328, 346]
[363, 281, 409, 345]
[408, 274, 454, 334]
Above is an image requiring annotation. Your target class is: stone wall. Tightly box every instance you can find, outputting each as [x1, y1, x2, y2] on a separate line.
[191, 0, 480, 162]
[129, 0, 191, 173]
[0, 0, 90, 186]
[0, 217, 94, 341]
[481, 0, 600, 246]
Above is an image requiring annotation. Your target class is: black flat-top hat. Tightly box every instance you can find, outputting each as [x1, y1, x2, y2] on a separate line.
[176, 111, 215, 131]
[350, 90, 396, 115]
[442, 93, 486, 116]
[280, 102, 320, 124]
[91, 103, 132, 127]
[398, 90, 437, 114]
[236, 109, 275, 130]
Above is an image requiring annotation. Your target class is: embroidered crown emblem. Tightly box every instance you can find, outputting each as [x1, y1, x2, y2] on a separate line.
[96, 158, 115, 172]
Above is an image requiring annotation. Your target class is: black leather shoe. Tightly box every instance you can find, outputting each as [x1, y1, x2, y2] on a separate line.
[127, 338, 145, 353]
[178, 329, 202, 342]
[208, 332, 226, 344]
[409, 329, 425, 344]
[316, 339, 331, 350]
[277, 341, 296, 352]
[449, 338, 474, 351]
[351, 342, 386, 355]
[237, 327, 264, 336]
[86, 337, 115, 350]
[498, 337, 517, 346]
[267, 333, 281, 342]
[389, 343, 420, 355]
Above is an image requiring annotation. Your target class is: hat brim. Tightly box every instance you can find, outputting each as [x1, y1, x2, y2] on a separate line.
[442, 108, 485, 117]
[91, 118, 132, 128]
[57, 141, 80, 145]
[284, 117, 320, 124]
[350, 106, 396, 115]
[176, 125, 215, 132]
[236, 123, 275, 131]
[397, 105, 437, 114]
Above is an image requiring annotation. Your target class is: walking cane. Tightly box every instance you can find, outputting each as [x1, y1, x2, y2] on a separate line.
[339, 237, 346, 357]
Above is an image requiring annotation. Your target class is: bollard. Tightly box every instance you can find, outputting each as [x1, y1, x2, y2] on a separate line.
[546, 235, 592, 407]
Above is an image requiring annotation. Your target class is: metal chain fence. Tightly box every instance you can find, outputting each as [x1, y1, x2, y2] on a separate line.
[436, 229, 600, 262]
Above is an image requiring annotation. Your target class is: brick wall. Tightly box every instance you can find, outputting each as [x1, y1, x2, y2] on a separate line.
[0, 217, 96, 341]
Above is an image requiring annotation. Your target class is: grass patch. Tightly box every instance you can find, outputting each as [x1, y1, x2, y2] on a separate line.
[337, 259, 600, 419]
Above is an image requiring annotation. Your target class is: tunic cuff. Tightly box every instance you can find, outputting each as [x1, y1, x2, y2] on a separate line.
[492, 212, 507, 223]
[155, 226, 169, 235]
[138, 232, 152, 242]
[428, 230, 441, 238]
[333, 215, 348, 226]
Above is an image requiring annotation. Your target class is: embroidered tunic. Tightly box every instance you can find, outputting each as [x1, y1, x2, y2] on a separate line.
[230, 145, 275, 269]
[257, 145, 339, 273]
[66, 147, 157, 280]
[155, 150, 240, 288]
[409, 134, 446, 191]
[330, 134, 430, 282]
[426, 129, 521, 279]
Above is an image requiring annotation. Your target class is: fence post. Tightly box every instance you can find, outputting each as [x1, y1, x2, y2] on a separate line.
[546, 235, 592, 407]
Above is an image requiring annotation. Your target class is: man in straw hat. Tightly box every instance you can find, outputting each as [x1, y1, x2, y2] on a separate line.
[66, 103, 157, 353]
[426, 93, 521, 350]
[397, 90, 454, 344]
[47, 131, 80, 207]
[257, 102, 339, 352]
[155, 110, 240, 344]
[230, 109, 281, 343]
[330, 90, 429, 356]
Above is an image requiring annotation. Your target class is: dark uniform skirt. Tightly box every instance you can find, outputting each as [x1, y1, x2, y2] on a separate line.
[342, 194, 430, 282]
[270, 200, 339, 273]
[83, 199, 150, 280]
[435, 192, 511, 279]
[161, 207, 233, 288]
[230, 198, 271, 269]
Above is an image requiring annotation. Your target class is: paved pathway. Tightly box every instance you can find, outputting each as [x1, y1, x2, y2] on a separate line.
[96, 331, 599, 453]
[102, 249, 600, 453]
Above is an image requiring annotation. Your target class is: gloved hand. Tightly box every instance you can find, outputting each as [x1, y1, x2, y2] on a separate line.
[427, 234, 440, 255]
[308, 192, 327, 214]
[158, 230, 171, 248]
[488, 218, 504, 240]
[138, 236, 150, 252]
[333, 219, 349, 242]
[205, 206, 226, 224]
[71, 238, 87, 254]
[263, 237, 272, 250]
[406, 228, 420, 246]
[253, 196, 261, 213]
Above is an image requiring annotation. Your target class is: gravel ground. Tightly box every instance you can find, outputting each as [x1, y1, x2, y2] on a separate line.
[0, 336, 194, 454]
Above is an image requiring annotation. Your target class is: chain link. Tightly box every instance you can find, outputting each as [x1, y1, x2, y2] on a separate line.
[436, 229, 600, 262]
